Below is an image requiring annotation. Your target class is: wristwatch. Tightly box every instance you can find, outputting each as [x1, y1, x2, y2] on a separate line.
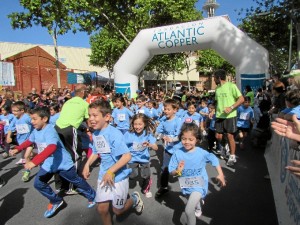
[230, 105, 234, 110]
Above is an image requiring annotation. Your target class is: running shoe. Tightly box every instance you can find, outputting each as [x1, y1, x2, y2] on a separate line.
[87, 201, 96, 208]
[15, 158, 26, 165]
[195, 208, 202, 219]
[22, 170, 31, 182]
[2, 152, 9, 159]
[65, 188, 78, 195]
[132, 191, 144, 214]
[44, 201, 64, 218]
[227, 155, 237, 166]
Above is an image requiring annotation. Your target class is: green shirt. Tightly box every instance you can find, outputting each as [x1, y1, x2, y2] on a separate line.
[56, 96, 89, 129]
[215, 82, 242, 119]
[246, 91, 254, 107]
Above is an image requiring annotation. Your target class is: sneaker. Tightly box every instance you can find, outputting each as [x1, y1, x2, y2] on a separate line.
[226, 155, 237, 166]
[2, 152, 9, 159]
[15, 158, 25, 165]
[22, 170, 31, 182]
[0, 177, 5, 188]
[141, 178, 152, 194]
[155, 187, 169, 198]
[44, 201, 64, 218]
[220, 147, 226, 159]
[65, 188, 78, 195]
[212, 149, 221, 155]
[87, 201, 96, 208]
[132, 191, 144, 214]
[145, 192, 152, 198]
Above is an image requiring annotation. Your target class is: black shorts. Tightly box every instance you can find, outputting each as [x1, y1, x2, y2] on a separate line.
[215, 117, 237, 134]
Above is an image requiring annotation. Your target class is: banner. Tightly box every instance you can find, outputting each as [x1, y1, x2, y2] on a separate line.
[67, 72, 97, 85]
[265, 131, 300, 225]
[0, 61, 15, 86]
[240, 73, 266, 93]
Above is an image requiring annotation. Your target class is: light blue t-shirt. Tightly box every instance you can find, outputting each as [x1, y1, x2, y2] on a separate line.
[281, 105, 300, 119]
[182, 112, 203, 127]
[148, 107, 159, 120]
[135, 106, 151, 118]
[29, 124, 73, 172]
[237, 106, 254, 128]
[9, 113, 33, 145]
[199, 106, 209, 121]
[49, 113, 60, 127]
[0, 113, 15, 134]
[92, 125, 132, 182]
[176, 108, 186, 119]
[168, 147, 219, 197]
[156, 116, 182, 154]
[124, 130, 156, 164]
[112, 107, 134, 130]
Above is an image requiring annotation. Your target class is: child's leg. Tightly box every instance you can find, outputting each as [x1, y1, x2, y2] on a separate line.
[97, 202, 112, 225]
[140, 163, 152, 195]
[24, 146, 33, 163]
[185, 192, 202, 225]
[59, 166, 96, 202]
[128, 163, 139, 179]
[33, 168, 62, 204]
[160, 151, 172, 188]
[21, 146, 34, 182]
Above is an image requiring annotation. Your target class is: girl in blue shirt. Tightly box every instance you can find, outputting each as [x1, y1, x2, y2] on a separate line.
[169, 122, 226, 225]
[49, 103, 60, 127]
[124, 113, 158, 198]
[112, 95, 134, 134]
[0, 105, 15, 158]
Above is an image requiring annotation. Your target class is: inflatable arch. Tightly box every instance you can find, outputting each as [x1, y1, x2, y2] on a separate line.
[114, 16, 269, 97]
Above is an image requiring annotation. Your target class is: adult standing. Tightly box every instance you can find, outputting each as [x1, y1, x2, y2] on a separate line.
[55, 84, 89, 193]
[214, 69, 244, 166]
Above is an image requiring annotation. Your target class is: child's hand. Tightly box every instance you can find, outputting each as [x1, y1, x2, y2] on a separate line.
[82, 165, 91, 180]
[24, 161, 35, 170]
[142, 141, 149, 147]
[216, 174, 226, 187]
[101, 170, 115, 188]
[9, 149, 18, 156]
[177, 160, 185, 172]
[163, 136, 172, 143]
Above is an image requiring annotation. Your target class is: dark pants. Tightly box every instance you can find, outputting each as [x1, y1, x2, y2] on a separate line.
[34, 167, 95, 204]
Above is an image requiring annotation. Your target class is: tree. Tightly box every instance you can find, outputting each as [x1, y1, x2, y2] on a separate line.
[238, 0, 300, 73]
[78, 0, 202, 85]
[8, 0, 76, 88]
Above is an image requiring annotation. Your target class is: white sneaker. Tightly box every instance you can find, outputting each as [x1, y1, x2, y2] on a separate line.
[132, 191, 144, 214]
[145, 191, 152, 198]
[15, 158, 25, 165]
[220, 147, 226, 159]
[227, 155, 237, 166]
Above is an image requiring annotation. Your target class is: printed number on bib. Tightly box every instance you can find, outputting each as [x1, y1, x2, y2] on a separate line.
[16, 124, 30, 134]
[178, 176, 204, 189]
[239, 112, 249, 120]
[37, 143, 47, 154]
[132, 142, 146, 151]
[117, 114, 126, 121]
[95, 135, 111, 154]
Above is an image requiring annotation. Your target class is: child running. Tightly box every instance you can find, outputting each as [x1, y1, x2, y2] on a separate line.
[10, 107, 96, 218]
[0, 105, 15, 159]
[82, 100, 144, 225]
[169, 122, 226, 225]
[124, 113, 158, 198]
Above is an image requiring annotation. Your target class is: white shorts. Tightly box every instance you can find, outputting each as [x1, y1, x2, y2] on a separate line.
[95, 178, 129, 209]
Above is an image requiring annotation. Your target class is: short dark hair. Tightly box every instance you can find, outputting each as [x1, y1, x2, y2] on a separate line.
[12, 101, 26, 111]
[214, 69, 226, 81]
[89, 100, 111, 116]
[163, 98, 178, 110]
[179, 122, 200, 141]
[30, 106, 50, 123]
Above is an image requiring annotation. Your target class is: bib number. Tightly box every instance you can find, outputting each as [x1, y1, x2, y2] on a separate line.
[94, 135, 111, 154]
[16, 124, 30, 134]
[132, 142, 146, 151]
[178, 176, 204, 189]
[239, 112, 249, 120]
[117, 114, 126, 121]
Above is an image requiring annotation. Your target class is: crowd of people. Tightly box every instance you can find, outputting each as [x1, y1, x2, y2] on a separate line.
[0, 68, 299, 225]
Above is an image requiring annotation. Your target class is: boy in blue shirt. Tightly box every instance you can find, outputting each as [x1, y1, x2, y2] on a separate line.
[155, 98, 183, 198]
[82, 100, 144, 225]
[10, 107, 96, 218]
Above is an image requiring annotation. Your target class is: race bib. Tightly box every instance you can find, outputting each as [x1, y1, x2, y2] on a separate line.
[239, 112, 249, 120]
[132, 142, 146, 151]
[178, 176, 204, 189]
[137, 109, 144, 114]
[94, 135, 111, 154]
[117, 114, 126, 121]
[3, 119, 9, 126]
[16, 124, 30, 134]
[37, 143, 47, 154]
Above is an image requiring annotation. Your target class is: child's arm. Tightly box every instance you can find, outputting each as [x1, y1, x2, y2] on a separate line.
[9, 139, 34, 156]
[82, 153, 99, 179]
[143, 141, 158, 151]
[170, 160, 185, 176]
[215, 165, 226, 187]
[101, 152, 131, 187]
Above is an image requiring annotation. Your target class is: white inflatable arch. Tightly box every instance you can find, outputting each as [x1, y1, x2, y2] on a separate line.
[114, 16, 269, 97]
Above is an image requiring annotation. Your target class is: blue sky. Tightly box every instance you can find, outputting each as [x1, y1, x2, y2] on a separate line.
[0, 0, 257, 48]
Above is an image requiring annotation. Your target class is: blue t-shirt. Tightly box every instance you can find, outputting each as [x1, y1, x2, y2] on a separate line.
[156, 116, 182, 154]
[182, 112, 203, 127]
[168, 147, 219, 197]
[209, 114, 216, 131]
[92, 125, 132, 182]
[29, 124, 73, 172]
[135, 106, 151, 118]
[281, 105, 300, 119]
[124, 130, 156, 163]
[10, 113, 33, 144]
[148, 108, 159, 120]
[199, 107, 209, 121]
[176, 108, 186, 119]
[112, 107, 134, 130]
[237, 106, 254, 128]
[0, 113, 15, 134]
[49, 113, 60, 127]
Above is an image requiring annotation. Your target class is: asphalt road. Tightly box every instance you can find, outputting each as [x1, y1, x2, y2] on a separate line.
[0, 139, 278, 225]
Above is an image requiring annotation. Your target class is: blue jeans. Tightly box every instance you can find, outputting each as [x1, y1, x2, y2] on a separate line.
[34, 166, 96, 204]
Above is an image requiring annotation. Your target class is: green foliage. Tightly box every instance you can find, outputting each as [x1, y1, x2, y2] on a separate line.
[196, 50, 235, 76]
[238, 0, 300, 73]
